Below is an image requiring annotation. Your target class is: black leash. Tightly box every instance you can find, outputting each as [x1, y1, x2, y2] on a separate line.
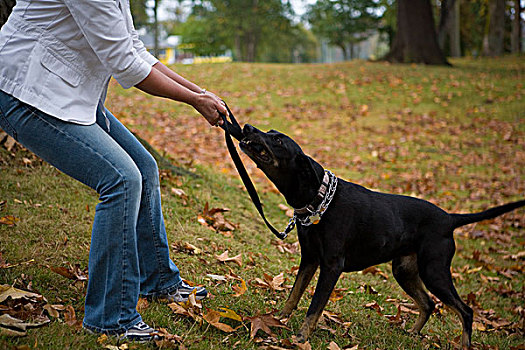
[218, 104, 292, 240]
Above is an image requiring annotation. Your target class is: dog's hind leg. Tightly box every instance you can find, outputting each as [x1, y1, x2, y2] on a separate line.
[417, 238, 473, 349]
[392, 254, 435, 333]
[280, 259, 319, 319]
[296, 259, 343, 343]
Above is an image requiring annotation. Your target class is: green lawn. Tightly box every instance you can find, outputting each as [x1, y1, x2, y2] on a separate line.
[1, 56, 524, 349]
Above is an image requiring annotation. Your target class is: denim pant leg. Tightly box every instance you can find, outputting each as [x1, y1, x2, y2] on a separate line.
[0, 91, 142, 333]
[97, 108, 182, 296]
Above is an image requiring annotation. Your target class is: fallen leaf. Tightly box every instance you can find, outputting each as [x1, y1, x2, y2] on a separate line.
[49, 264, 88, 281]
[0, 314, 50, 336]
[364, 301, 384, 315]
[277, 204, 294, 218]
[245, 313, 289, 339]
[97, 334, 109, 344]
[0, 215, 19, 226]
[232, 278, 247, 297]
[0, 285, 43, 303]
[64, 305, 80, 328]
[171, 187, 188, 199]
[385, 305, 403, 325]
[291, 336, 312, 350]
[199, 202, 237, 232]
[322, 310, 348, 326]
[344, 345, 359, 350]
[329, 288, 347, 302]
[361, 266, 389, 280]
[136, 298, 149, 312]
[328, 341, 342, 350]
[153, 327, 183, 347]
[203, 308, 236, 333]
[215, 251, 243, 267]
[43, 304, 65, 318]
[252, 272, 285, 291]
[206, 274, 228, 282]
[171, 242, 202, 255]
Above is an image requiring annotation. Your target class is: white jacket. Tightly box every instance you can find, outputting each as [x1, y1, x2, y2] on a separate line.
[0, 0, 158, 124]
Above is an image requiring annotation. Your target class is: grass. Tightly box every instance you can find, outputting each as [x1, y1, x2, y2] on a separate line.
[1, 56, 524, 349]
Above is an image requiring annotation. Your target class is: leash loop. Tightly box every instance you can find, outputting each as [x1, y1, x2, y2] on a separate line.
[219, 104, 290, 240]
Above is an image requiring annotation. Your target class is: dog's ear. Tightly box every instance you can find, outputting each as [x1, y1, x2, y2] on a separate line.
[296, 153, 323, 184]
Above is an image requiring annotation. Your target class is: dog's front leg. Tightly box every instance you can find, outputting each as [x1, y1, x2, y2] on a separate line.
[296, 260, 343, 343]
[280, 259, 319, 319]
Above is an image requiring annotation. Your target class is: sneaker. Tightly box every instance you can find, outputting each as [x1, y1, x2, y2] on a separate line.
[163, 281, 208, 303]
[119, 321, 161, 343]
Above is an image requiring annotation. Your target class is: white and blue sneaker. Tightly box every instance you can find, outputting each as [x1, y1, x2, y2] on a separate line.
[84, 321, 161, 343]
[118, 321, 161, 343]
[163, 281, 208, 303]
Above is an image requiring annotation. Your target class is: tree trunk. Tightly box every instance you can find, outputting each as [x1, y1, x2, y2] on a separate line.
[338, 44, 349, 60]
[0, 0, 16, 30]
[234, 33, 242, 61]
[153, 0, 159, 57]
[384, 0, 449, 65]
[449, 0, 461, 57]
[438, 0, 457, 50]
[244, 31, 257, 62]
[511, 0, 522, 53]
[483, 0, 505, 56]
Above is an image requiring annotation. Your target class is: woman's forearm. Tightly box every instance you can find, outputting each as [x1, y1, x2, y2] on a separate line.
[134, 64, 227, 126]
[153, 61, 203, 93]
[135, 65, 200, 106]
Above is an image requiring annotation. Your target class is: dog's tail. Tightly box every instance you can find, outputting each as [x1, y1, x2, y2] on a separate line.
[450, 200, 525, 229]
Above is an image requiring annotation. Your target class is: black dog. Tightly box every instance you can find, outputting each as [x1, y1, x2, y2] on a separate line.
[239, 124, 524, 348]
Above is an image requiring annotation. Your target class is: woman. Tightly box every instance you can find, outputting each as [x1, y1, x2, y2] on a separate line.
[0, 0, 227, 342]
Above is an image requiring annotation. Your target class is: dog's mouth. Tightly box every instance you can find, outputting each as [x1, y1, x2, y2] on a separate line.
[240, 138, 272, 164]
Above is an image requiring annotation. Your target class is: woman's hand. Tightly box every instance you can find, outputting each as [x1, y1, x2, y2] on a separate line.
[191, 91, 227, 127]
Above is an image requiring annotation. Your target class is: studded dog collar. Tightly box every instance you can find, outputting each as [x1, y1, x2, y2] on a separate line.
[279, 170, 338, 237]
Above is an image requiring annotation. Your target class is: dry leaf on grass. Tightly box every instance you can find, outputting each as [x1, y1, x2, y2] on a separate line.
[0, 285, 44, 303]
[198, 202, 237, 232]
[291, 336, 312, 350]
[215, 250, 243, 267]
[328, 341, 341, 350]
[0, 215, 19, 226]
[0, 313, 50, 336]
[245, 312, 290, 339]
[49, 264, 88, 281]
[203, 308, 237, 333]
[232, 278, 248, 297]
[252, 272, 286, 291]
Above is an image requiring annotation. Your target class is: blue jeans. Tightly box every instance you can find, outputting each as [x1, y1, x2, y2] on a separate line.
[0, 90, 182, 333]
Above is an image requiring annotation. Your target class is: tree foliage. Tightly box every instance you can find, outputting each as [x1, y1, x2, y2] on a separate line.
[305, 0, 382, 60]
[129, 0, 150, 28]
[178, 0, 315, 62]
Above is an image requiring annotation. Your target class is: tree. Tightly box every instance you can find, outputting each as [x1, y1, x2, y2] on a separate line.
[305, 0, 381, 60]
[511, 0, 522, 53]
[460, 0, 487, 56]
[437, 0, 461, 57]
[384, 0, 449, 65]
[483, 0, 505, 56]
[129, 0, 149, 28]
[180, 0, 301, 62]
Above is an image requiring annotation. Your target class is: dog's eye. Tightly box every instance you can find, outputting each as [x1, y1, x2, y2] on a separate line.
[273, 136, 283, 145]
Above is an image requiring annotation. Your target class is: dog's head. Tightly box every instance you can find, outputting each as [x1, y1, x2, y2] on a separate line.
[240, 124, 324, 208]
